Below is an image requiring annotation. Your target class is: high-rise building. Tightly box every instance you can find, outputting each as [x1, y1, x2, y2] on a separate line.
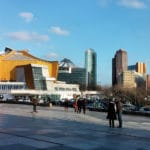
[85, 48, 97, 90]
[112, 49, 128, 86]
[147, 75, 150, 90]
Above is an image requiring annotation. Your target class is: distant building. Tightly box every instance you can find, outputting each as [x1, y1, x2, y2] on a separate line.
[128, 62, 146, 88]
[112, 49, 128, 86]
[0, 47, 58, 85]
[121, 71, 136, 88]
[128, 65, 136, 71]
[147, 75, 150, 90]
[118, 70, 146, 89]
[136, 62, 146, 74]
[58, 58, 86, 90]
[85, 48, 97, 90]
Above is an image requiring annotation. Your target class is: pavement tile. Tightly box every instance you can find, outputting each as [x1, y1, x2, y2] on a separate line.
[38, 145, 80, 150]
[0, 144, 37, 150]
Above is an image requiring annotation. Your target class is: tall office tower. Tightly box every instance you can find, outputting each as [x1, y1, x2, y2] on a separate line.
[112, 49, 128, 86]
[136, 62, 146, 74]
[85, 48, 97, 90]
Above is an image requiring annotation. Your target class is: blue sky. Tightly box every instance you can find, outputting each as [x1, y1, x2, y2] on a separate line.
[0, 0, 150, 86]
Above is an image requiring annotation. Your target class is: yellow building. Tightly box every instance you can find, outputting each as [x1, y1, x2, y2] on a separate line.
[0, 47, 58, 89]
[136, 62, 146, 74]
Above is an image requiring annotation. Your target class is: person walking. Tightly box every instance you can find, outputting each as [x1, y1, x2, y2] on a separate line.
[116, 99, 123, 128]
[106, 98, 117, 128]
[32, 96, 39, 113]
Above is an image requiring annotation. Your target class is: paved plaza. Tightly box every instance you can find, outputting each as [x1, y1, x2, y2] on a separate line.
[0, 103, 150, 150]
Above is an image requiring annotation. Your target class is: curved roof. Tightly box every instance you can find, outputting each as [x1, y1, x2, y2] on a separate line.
[59, 58, 76, 68]
[0, 47, 57, 63]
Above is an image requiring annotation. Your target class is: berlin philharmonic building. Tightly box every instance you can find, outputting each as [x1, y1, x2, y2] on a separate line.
[0, 47, 80, 101]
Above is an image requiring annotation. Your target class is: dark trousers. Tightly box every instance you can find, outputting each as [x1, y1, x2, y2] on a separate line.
[117, 112, 122, 127]
[83, 107, 86, 114]
[33, 104, 37, 112]
[109, 119, 114, 127]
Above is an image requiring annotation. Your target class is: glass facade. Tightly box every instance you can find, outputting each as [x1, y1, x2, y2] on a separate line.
[32, 67, 47, 90]
[85, 48, 97, 90]
[58, 67, 86, 90]
[0, 82, 26, 90]
[128, 65, 136, 71]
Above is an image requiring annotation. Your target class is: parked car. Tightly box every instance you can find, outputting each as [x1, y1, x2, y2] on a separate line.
[86, 102, 106, 111]
[122, 104, 136, 112]
[139, 107, 150, 114]
[86, 103, 94, 110]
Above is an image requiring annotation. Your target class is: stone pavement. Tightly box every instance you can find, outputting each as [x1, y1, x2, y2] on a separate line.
[0, 104, 150, 150]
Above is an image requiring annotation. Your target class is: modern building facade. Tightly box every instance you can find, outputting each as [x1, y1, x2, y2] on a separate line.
[0, 47, 81, 101]
[128, 62, 146, 74]
[136, 62, 146, 74]
[0, 47, 58, 83]
[112, 49, 128, 86]
[121, 71, 136, 88]
[128, 65, 136, 71]
[85, 48, 97, 90]
[58, 58, 86, 90]
[128, 62, 146, 88]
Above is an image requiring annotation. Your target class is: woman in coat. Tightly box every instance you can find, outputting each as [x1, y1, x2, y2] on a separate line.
[107, 98, 117, 128]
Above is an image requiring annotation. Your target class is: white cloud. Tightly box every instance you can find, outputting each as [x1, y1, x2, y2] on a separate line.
[7, 31, 49, 42]
[45, 52, 59, 59]
[19, 12, 34, 22]
[98, 0, 112, 7]
[0, 51, 4, 54]
[50, 26, 70, 36]
[118, 0, 147, 9]
[98, 0, 147, 9]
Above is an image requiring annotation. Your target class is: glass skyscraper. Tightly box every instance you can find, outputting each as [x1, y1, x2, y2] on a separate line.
[85, 48, 97, 90]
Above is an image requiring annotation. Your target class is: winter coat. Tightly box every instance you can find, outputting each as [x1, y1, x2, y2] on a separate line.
[107, 102, 117, 120]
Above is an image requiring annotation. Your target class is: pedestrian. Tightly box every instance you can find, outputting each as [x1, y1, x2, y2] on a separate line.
[77, 98, 82, 113]
[73, 98, 78, 113]
[64, 98, 69, 112]
[32, 96, 39, 113]
[106, 98, 117, 128]
[82, 98, 86, 114]
[115, 99, 123, 128]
